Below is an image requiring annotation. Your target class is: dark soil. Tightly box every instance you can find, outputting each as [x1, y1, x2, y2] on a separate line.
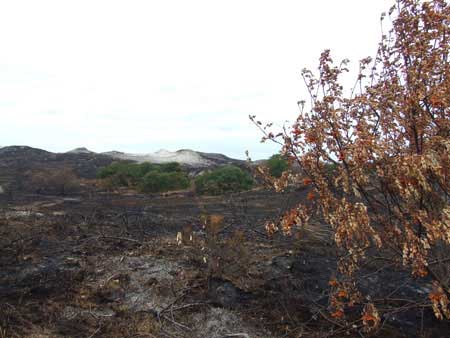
[0, 184, 449, 337]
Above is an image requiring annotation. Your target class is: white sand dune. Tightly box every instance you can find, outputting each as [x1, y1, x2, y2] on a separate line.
[100, 149, 211, 166]
[64, 147, 241, 167]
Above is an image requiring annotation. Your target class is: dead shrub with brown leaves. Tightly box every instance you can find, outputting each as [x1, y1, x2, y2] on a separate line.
[252, 0, 450, 331]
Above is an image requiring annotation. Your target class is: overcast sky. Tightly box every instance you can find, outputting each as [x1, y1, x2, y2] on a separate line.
[0, 0, 393, 159]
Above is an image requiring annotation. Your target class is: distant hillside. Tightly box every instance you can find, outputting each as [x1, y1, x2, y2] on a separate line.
[0, 146, 114, 178]
[0, 146, 115, 196]
[0, 146, 247, 196]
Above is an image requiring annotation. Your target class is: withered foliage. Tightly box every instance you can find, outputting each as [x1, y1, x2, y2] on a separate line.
[29, 167, 80, 196]
[252, 0, 450, 329]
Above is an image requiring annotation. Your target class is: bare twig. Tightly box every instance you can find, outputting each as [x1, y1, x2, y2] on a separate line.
[160, 314, 192, 331]
[87, 326, 101, 338]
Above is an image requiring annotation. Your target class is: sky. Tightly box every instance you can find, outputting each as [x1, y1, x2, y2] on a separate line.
[0, 0, 393, 159]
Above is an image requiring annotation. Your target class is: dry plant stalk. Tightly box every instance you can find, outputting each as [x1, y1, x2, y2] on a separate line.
[252, 0, 450, 329]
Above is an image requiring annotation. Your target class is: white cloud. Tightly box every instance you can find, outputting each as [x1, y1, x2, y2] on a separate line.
[0, 0, 392, 159]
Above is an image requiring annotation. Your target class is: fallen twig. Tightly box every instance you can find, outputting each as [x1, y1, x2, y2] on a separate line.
[87, 326, 101, 338]
[99, 235, 143, 244]
[161, 314, 192, 331]
[170, 302, 210, 312]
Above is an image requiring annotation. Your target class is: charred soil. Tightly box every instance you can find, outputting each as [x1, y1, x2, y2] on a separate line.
[0, 186, 448, 337]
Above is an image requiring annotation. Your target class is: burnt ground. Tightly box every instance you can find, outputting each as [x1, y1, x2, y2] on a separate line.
[0, 187, 449, 338]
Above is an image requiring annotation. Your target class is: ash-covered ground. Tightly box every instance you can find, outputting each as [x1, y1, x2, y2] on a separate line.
[1, 187, 448, 338]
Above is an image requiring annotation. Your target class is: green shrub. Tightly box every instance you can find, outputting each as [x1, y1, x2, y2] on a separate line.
[97, 162, 178, 180]
[97, 162, 124, 179]
[266, 154, 289, 178]
[97, 161, 190, 192]
[195, 165, 253, 195]
[138, 171, 190, 193]
[159, 162, 183, 173]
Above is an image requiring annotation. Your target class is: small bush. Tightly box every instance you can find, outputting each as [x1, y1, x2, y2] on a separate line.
[97, 162, 121, 179]
[97, 162, 157, 183]
[158, 162, 183, 173]
[266, 154, 289, 178]
[30, 168, 80, 195]
[97, 161, 190, 193]
[195, 165, 253, 195]
[251, 0, 450, 328]
[138, 171, 190, 193]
